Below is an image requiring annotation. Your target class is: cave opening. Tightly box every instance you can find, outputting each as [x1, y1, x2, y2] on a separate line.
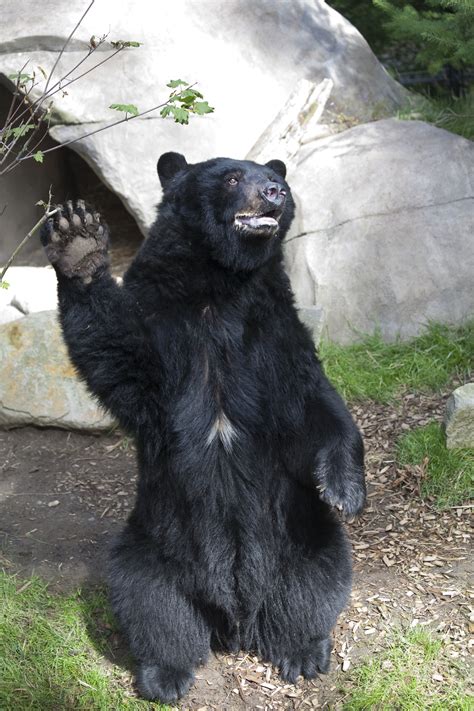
[0, 81, 144, 275]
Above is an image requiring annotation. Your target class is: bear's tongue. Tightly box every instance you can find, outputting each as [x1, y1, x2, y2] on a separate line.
[236, 215, 278, 229]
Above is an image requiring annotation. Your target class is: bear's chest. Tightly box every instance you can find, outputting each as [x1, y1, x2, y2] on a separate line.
[150, 302, 268, 455]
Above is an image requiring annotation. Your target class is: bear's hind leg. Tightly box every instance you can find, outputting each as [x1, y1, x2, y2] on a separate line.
[109, 525, 211, 703]
[244, 507, 352, 684]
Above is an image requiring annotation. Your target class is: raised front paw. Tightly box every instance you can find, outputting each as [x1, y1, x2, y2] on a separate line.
[314, 442, 366, 518]
[40, 199, 109, 281]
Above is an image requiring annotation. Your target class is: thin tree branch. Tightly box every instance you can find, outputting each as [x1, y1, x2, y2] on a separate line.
[13, 99, 172, 165]
[2, 60, 30, 128]
[43, 0, 95, 95]
[9, 37, 110, 128]
[57, 46, 123, 93]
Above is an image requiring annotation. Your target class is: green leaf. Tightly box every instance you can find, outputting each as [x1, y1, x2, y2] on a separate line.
[8, 72, 33, 84]
[167, 79, 189, 89]
[111, 39, 142, 48]
[178, 88, 204, 101]
[160, 105, 172, 118]
[109, 103, 139, 116]
[0, 281, 10, 290]
[192, 101, 214, 116]
[10, 123, 35, 138]
[33, 151, 44, 163]
[170, 106, 189, 124]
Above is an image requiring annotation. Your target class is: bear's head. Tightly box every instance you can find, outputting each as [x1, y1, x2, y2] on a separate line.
[157, 152, 295, 271]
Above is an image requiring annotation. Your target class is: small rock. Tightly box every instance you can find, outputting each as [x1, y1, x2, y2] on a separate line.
[444, 383, 474, 449]
[48, 500, 60, 508]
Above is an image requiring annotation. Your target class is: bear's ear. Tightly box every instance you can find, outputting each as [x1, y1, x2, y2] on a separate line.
[265, 159, 286, 180]
[157, 152, 188, 189]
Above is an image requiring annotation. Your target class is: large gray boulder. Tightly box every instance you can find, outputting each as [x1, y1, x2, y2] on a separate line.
[284, 119, 474, 343]
[0, 0, 408, 239]
[0, 311, 115, 431]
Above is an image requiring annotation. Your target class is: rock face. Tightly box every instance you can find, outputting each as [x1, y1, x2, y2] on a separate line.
[445, 384, 474, 449]
[0, 311, 115, 431]
[0, 0, 407, 236]
[284, 119, 474, 343]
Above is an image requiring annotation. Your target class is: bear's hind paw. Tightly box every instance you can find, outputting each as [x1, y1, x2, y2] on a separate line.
[136, 663, 194, 702]
[276, 637, 332, 684]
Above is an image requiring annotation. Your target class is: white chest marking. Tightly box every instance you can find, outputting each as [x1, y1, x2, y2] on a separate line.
[206, 412, 237, 452]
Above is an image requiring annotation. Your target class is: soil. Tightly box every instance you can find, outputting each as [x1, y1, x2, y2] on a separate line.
[0, 389, 471, 710]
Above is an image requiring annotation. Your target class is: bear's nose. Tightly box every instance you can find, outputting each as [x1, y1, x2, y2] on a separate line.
[261, 182, 286, 207]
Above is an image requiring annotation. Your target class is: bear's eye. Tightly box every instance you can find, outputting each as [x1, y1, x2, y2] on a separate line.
[227, 176, 239, 186]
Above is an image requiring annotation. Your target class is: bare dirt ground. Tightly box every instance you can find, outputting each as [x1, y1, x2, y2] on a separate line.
[0, 391, 471, 709]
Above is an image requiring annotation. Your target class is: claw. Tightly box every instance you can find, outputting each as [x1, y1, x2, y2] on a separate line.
[58, 214, 70, 232]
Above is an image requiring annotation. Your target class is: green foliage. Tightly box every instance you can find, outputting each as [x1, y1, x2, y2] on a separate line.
[397, 422, 474, 507]
[109, 103, 140, 117]
[7, 71, 34, 85]
[328, 0, 393, 51]
[328, 1, 430, 51]
[162, 80, 215, 125]
[166, 79, 189, 88]
[0, 572, 164, 709]
[374, 0, 474, 72]
[320, 322, 473, 403]
[0, 280, 9, 289]
[110, 40, 142, 49]
[3, 123, 35, 140]
[32, 150, 44, 163]
[342, 627, 471, 710]
[397, 87, 474, 139]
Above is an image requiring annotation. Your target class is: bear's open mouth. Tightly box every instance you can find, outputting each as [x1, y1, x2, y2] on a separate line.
[234, 209, 281, 232]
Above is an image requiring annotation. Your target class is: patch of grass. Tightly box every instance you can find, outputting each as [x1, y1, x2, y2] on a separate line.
[397, 422, 474, 508]
[320, 322, 473, 403]
[397, 89, 474, 142]
[341, 627, 472, 710]
[0, 571, 162, 710]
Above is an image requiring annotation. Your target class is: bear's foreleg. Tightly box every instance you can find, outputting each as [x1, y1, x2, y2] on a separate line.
[310, 378, 366, 518]
[41, 202, 158, 432]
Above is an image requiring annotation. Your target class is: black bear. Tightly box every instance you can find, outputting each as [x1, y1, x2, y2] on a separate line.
[41, 153, 365, 703]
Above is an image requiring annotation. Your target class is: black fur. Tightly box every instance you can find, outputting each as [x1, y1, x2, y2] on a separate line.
[41, 155, 365, 703]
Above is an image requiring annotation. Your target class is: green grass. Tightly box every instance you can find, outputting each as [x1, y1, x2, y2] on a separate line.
[320, 322, 473, 403]
[0, 572, 162, 710]
[397, 89, 474, 141]
[341, 627, 472, 710]
[397, 422, 474, 508]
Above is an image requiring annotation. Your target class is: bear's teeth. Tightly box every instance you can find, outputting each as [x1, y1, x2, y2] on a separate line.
[235, 215, 278, 229]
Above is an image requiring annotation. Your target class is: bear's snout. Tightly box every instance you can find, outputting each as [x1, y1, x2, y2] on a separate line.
[261, 182, 287, 208]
